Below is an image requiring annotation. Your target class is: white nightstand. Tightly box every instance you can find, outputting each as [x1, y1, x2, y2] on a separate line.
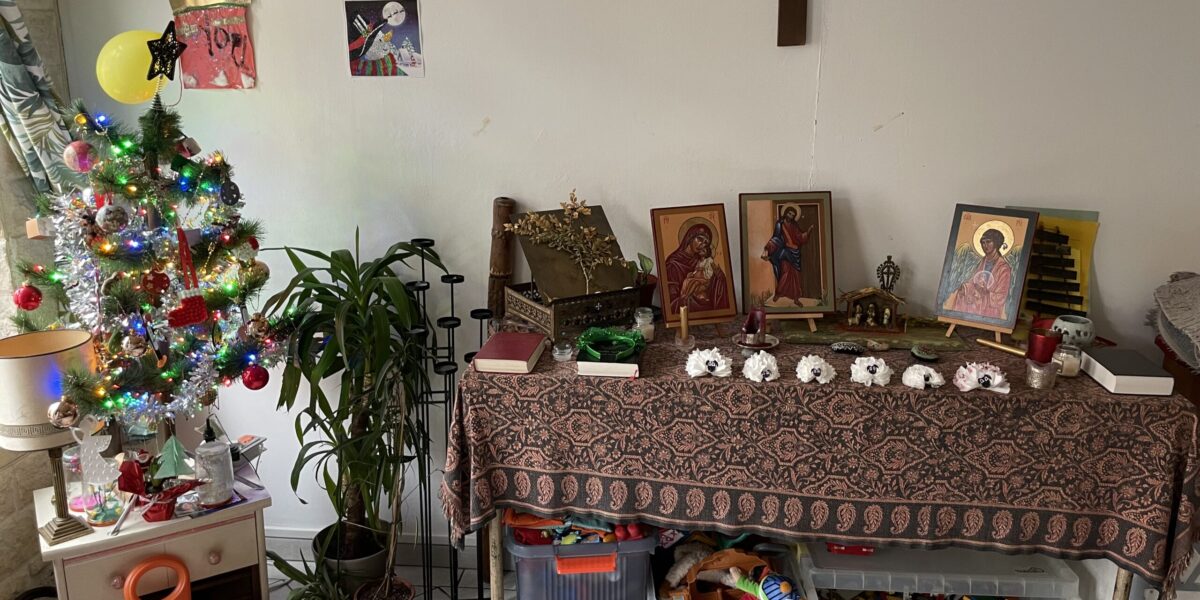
[34, 466, 271, 599]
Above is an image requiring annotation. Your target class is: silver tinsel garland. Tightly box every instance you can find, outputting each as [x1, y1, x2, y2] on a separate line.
[51, 193, 100, 330]
[131, 353, 217, 421]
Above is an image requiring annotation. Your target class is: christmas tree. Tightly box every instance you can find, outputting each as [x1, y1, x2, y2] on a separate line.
[17, 96, 288, 423]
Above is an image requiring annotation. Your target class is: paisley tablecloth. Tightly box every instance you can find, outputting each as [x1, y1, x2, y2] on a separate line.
[442, 334, 1200, 591]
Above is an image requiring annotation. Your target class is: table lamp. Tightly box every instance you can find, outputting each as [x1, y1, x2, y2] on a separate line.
[0, 330, 97, 545]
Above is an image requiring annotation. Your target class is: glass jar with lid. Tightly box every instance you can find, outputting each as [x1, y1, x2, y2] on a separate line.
[632, 307, 655, 342]
[84, 464, 124, 526]
[62, 445, 91, 513]
[1052, 344, 1082, 377]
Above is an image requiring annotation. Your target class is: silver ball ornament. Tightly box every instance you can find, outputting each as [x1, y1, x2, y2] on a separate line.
[96, 204, 130, 233]
[122, 334, 149, 357]
[47, 399, 79, 429]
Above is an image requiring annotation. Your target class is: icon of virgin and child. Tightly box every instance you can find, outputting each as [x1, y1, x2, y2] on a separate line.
[664, 222, 731, 313]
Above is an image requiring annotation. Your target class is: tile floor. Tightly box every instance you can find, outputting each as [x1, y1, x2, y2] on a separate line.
[266, 537, 516, 600]
[267, 570, 517, 599]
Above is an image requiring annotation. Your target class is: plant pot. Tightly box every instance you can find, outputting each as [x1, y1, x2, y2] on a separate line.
[638, 274, 659, 308]
[354, 576, 415, 600]
[1051, 314, 1095, 346]
[314, 522, 389, 591]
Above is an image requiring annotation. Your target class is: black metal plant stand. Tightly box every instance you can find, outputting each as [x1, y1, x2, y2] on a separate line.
[405, 238, 494, 600]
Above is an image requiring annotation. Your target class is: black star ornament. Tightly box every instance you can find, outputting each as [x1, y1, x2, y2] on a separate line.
[146, 21, 187, 81]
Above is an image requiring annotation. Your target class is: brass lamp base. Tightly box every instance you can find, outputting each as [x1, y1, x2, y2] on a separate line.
[39, 446, 92, 545]
[39, 515, 91, 545]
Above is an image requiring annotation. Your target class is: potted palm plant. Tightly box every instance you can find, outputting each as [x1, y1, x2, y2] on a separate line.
[264, 234, 442, 599]
[628, 252, 657, 307]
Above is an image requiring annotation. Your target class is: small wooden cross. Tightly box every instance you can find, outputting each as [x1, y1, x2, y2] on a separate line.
[778, 0, 808, 46]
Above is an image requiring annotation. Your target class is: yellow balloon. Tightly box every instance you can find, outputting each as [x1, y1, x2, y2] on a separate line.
[96, 30, 161, 105]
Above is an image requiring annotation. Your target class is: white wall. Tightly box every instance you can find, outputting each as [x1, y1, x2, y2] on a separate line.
[59, 1, 1200, 596]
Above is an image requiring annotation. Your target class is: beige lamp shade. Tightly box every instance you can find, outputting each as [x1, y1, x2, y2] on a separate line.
[0, 330, 96, 452]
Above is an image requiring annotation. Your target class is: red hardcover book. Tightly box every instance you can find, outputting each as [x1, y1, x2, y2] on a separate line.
[473, 332, 547, 374]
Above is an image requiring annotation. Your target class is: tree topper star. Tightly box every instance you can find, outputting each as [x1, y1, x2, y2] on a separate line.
[146, 21, 187, 81]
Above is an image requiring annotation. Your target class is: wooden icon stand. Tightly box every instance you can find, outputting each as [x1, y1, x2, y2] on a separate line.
[939, 316, 1007, 343]
[664, 316, 732, 329]
[767, 312, 822, 333]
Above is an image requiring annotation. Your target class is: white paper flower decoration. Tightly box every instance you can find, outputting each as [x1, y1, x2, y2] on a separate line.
[902, 364, 945, 390]
[742, 351, 780, 383]
[850, 356, 893, 387]
[686, 347, 733, 378]
[796, 354, 836, 384]
[953, 362, 1011, 394]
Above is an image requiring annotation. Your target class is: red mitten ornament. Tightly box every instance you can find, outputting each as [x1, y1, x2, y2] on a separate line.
[167, 228, 209, 327]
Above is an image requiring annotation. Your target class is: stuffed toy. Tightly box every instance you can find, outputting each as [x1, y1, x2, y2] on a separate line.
[953, 362, 1011, 393]
[687, 348, 733, 378]
[850, 356, 892, 387]
[796, 354, 836, 384]
[664, 543, 715, 589]
[695, 566, 802, 600]
[742, 351, 780, 382]
[901, 364, 945, 390]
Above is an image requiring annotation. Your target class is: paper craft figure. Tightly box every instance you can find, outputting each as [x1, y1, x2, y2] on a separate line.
[73, 415, 121, 487]
[156, 435, 195, 480]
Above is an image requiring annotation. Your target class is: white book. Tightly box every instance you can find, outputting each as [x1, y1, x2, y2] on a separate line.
[576, 355, 640, 378]
[1081, 347, 1175, 396]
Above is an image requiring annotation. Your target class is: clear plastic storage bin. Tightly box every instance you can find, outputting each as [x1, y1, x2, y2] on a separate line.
[506, 529, 656, 600]
[798, 543, 1080, 600]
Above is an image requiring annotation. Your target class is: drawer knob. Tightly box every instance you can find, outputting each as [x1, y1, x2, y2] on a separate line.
[208, 551, 222, 565]
[110, 575, 124, 589]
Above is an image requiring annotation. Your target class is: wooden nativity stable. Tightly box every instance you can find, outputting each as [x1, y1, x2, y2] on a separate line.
[839, 287, 905, 333]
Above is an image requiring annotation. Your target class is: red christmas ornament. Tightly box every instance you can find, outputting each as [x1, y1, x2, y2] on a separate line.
[242, 364, 269, 390]
[246, 236, 259, 251]
[12, 282, 42, 311]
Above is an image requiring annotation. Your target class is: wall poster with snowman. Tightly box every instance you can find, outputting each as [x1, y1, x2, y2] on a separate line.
[345, 0, 424, 77]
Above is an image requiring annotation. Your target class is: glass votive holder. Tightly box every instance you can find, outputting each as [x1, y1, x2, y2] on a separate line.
[552, 340, 574, 362]
[1052, 343, 1082, 377]
[62, 445, 92, 513]
[633, 307, 655, 342]
[84, 477, 124, 526]
[1026, 358, 1059, 390]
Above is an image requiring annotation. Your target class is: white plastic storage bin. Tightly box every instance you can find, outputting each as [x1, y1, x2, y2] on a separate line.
[505, 529, 656, 600]
[798, 543, 1080, 600]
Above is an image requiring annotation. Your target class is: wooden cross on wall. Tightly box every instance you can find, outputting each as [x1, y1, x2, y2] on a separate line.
[778, 0, 808, 46]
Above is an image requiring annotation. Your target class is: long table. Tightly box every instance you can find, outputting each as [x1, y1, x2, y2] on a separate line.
[441, 333, 1200, 598]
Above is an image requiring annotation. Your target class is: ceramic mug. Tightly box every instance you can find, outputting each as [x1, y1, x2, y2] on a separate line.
[1051, 315, 1094, 346]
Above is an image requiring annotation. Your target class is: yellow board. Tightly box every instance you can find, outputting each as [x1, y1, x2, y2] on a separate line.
[1019, 215, 1100, 317]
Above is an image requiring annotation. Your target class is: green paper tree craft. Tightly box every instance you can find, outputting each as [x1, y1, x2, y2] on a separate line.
[155, 435, 194, 480]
